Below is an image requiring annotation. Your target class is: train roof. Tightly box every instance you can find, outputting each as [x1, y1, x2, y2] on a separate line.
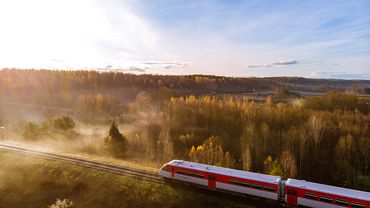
[286, 179, 370, 201]
[167, 160, 281, 184]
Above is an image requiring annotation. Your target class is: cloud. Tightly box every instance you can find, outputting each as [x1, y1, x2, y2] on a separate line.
[124, 66, 147, 72]
[95, 65, 146, 73]
[273, 60, 298, 65]
[96, 61, 190, 73]
[105, 65, 113, 69]
[245, 60, 298, 68]
[142, 61, 189, 69]
[302, 61, 323, 65]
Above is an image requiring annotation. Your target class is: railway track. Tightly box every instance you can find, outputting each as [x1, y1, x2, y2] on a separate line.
[0, 144, 162, 183]
[0, 143, 275, 207]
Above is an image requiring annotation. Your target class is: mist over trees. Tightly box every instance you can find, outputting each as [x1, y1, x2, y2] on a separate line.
[1, 69, 369, 191]
[54, 117, 75, 134]
[22, 117, 78, 140]
[74, 94, 121, 123]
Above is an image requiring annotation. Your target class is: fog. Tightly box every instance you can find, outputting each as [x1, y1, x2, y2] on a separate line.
[0, 97, 164, 170]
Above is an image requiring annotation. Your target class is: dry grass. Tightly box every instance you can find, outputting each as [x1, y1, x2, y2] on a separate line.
[0, 151, 258, 208]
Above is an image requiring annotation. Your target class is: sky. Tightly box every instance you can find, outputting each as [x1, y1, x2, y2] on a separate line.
[0, 0, 369, 79]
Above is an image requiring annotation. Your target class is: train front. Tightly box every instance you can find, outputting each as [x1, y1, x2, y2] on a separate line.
[158, 162, 172, 179]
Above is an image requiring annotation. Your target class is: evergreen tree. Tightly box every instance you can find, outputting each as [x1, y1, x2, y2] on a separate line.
[105, 122, 124, 143]
[104, 122, 126, 158]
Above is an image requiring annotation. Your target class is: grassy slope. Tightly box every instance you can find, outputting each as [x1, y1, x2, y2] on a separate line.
[0, 151, 260, 208]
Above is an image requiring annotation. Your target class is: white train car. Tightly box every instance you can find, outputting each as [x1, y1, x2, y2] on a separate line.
[159, 160, 282, 201]
[285, 179, 370, 208]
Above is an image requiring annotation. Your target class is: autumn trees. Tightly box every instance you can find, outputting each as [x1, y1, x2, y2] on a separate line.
[22, 122, 45, 140]
[1, 69, 369, 191]
[1, 69, 368, 112]
[188, 136, 235, 168]
[304, 92, 368, 114]
[273, 87, 301, 99]
[74, 94, 121, 123]
[335, 131, 370, 188]
[280, 151, 297, 179]
[22, 116, 77, 140]
[14, 86, 369, 190]
[163, 94, 369, 190]
[54, 117, 76, 134]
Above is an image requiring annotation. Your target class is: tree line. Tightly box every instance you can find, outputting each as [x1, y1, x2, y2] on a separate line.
[1, 69, 369, 108]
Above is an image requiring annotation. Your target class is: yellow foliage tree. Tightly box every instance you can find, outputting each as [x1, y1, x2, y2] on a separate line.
[188, 136, 235, 168]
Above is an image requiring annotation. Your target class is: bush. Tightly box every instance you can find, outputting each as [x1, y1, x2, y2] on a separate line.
[53, 117, 75, 133]
[48, 199, 73, 208]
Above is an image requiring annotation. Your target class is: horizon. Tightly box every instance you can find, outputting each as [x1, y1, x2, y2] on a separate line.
[2, 68, 370, 82]
[0, 0, 369, 79]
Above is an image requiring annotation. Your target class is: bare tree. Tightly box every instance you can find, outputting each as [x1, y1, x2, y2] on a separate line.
[280, 150, 297, 179]
[242, 145, 252, 171]
[307, 113, 327, 148]
[336, 134, 354, 183]
[299, 130, 308, 177]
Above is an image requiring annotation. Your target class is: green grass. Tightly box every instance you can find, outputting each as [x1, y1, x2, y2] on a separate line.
[0, 151, 260, 208]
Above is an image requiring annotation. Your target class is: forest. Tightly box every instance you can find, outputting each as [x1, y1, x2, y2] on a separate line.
[0, 69, 369, 192]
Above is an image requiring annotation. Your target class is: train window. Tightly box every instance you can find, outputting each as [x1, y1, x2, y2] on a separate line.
[335, 199, 349, 207]
[229, 180, 239, 185]
[287, 189, 297, 196]
[319, 196, 333, 203]
[172, 167, 175, 172]
[177, 170, 185, 175]
[351, 202, 366, 208]
[305, 193, 318, 200]
[251, 184, 263, 190]
[189, 172, 203, 178]
[177, 170, 204, 178]
[208, 175, 216, 180]
[240, 182, 250, 187]
[264, 186, 275, 192]
[163, 166, 168, 171]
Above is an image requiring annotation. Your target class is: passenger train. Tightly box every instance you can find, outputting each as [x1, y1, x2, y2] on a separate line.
[159, 160, 370, 208]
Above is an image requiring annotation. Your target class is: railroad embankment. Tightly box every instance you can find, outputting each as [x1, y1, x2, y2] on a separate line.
[0, 151, 257, 208]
